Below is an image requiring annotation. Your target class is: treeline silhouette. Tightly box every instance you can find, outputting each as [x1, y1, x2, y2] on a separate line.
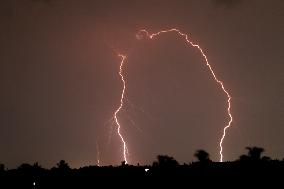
[1, 146, 283, 187]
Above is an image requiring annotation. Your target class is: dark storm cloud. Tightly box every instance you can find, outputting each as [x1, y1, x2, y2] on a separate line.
[212, 0, 243, 8]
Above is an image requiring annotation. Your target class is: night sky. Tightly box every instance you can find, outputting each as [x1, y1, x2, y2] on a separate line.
[0, 0, 283, 168]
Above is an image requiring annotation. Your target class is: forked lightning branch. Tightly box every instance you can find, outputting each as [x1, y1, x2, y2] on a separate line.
[112, 28, 233, 164]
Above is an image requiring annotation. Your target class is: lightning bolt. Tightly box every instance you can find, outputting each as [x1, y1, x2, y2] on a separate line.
[136, 28, 233, 162]
[96, 140, 101, 166]
[114, 54, 128, 164]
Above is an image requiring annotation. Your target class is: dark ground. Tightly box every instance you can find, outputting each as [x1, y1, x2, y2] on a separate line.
[1, 160, 283, 188]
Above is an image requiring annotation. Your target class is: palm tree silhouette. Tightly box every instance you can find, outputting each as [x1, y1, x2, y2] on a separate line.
[239, 146, 265, 161]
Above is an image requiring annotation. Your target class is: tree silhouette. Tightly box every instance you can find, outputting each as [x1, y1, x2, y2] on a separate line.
[0, 146, 282, 187]
[56, 160, 70, 170]
[261, 156, 271, 162]
[194, 150, 211, 162]
[0, 163, 4, 171]
[121, 161, 126, 166]
[152, 161, 159, 167]
[18, 163, 33, 170]
[239, 146, 265, 161]
[156, 155, 179, 167]
[33, 162, 42, 169]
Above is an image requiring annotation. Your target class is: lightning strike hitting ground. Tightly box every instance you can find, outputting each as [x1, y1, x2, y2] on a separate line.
[96, 141, 100, 166]
[136, 29, 233, 162]
[114, 54, 129, 164]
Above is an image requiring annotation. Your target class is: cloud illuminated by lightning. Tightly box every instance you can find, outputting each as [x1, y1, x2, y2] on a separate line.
[136, 28, 233, 162]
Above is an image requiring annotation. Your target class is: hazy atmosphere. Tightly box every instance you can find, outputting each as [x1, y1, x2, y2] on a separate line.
[0, 0, 283, 168]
